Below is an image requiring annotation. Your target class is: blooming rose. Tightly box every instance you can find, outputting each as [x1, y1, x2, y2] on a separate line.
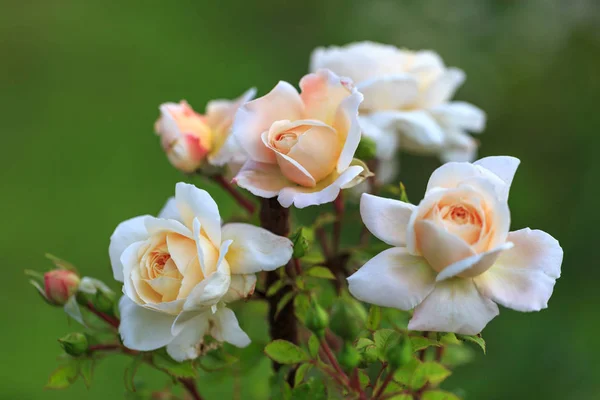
[348, 156, 563, 334]
[109, 183, 292, 361]
[232, 69, 371, 208]
[310, 42, 486, 163]
[155, 89, 256, 173]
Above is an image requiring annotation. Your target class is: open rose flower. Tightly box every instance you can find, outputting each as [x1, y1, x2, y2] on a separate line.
[109, 183, 292, 361]
[311, 42, 486, 163]
[155, 88, 256, 173]
[348, 156, 562, 334]
[232, 69, 371, 208]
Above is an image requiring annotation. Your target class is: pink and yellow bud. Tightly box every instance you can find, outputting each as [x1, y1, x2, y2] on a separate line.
[44, 269, 80, 306]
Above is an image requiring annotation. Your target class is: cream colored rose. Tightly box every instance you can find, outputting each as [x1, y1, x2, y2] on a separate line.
[311, 42, 485, 163]
[109, 183, 292, 360]
[231, 69, 371, 208]
[348, 156, 563, 334]
[155, 89, 255, 173]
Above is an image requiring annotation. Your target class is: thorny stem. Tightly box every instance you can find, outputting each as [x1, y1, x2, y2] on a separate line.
[259, 198, 298, 372]
[212, 174, 256, 214]
[86, 315, 203, 400]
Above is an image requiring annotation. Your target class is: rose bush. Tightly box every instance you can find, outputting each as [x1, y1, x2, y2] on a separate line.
[348, 156, 563, 334]
[155, 89, 255, 173]
[232, 69, 371, 208]
[109, 183, 292, 360]
[311, 41, 486, 163]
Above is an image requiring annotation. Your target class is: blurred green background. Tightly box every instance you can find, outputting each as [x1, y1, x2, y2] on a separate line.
[2, 0, 599, 398]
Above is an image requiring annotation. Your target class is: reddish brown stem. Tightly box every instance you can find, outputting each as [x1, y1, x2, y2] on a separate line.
[86, 302, 120, 329]
[315, 227, 331, 260]
[320, 339, 349, 385]
[213, 174, 256, 214]
[373, 370, 395, 400]
[293, 258, 302, 276]
[179, 377, 203, 400]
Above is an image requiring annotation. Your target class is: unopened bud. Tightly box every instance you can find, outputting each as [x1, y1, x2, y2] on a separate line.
[386, 337, 413, 370]
[338, 342, 361, 371]
[290, 227, 310, 259]
[77, 277, 116, 314]
[305, 298, 329, 338]
[44, 269, 80, 306]
[330, 298, 362, 341]
[58, 332, 88, 356]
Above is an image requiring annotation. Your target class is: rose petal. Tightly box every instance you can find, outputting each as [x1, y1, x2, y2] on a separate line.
[300, 69, 352, 125]
[232, 81, 303, 164]
[286, 124, 340, 182]
[408, 278, 499, 335]
[358, 115, 400, 160]
[166, 233, 197, 275]
[418, 67, 465, 108]
[371, 110, 445, 154]
[233, 160, 290, 198]
[334, 89, 363, 172]
[430, 101, 486, 133]
[261, 131, 317, 187]
[360, 193, 416, 247]
[175, 183, 222, 246]
[110, 215, 150, 282]
[222, 274, 257, 303]
[439, 130, 478, 163]
[211, 307, 251, 348]
[436, 242, 514, 282]
[166, 313, 209, 361]
[474, 156, 521, 191]
[356, 74, 419, 111]
[347, 247, 436, 310]
[119, 296, 175, 351]
[158, 197, 181, 221]
[425, 160, 507, 198]
[222, 223, 293, 274]
[413, 220, 475, 273]
[474, 228, 562, 312]
[144, 216, 193, 239]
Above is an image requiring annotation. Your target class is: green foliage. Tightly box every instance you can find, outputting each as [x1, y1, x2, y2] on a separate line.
[422, 390, 461, 400]
[304, 298, 329, 338]
[305, 266, 336, 280]
[294, 363, 312, 387]
[267, 279, 287, 297]
[457, 334, 486, 354]
[291, 377, 327, 400]
[410, 361, 452, 390]
[58, 332, 89, 357]
[410, 336, 439, 352]
[275, 291, 296, 318]
[307, 334, 321, 359]
[356, 338, 378, 364]
[386, 337, 413, 370]
[290, 227, 311, 259]
[367, 305, 382, 331]
[374, 329, 402, 361]
[264, 340, 310, 365]
[338, 342, 361, 371]
[329, 298, 363, 340]
[46, 361, 80, 390]
[124, 356, 143, 392]
[152, 352, 197, 378]
[355, 135, 377, 161]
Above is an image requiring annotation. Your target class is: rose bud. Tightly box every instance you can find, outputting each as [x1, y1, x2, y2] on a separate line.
[44, 269, 80, 306]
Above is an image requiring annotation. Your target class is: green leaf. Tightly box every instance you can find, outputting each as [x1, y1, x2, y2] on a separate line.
[79, 358, 94, 388]
[266, 279, 286, 297]
[124, 356, 143, 392]
[374, 329, 402, 361]
[46, 361, 79, 389]
[358, 369, 370, 388]
[153, 354, 197, 378]
[410, 336, 439, 351]
[305, 266, 336, 280]
[265, 340, 310, 364]
[399, 182, 410, 203]
[367, 305, 381, 330]
[356, 338, 378, 364]
[294, 292, 311, 323]
[308, 334, 320, 359]
[275, 291, 296, 318]
[388, 395, 412, 400]
[200, 350, 239, 371]
[457, 334, 486, 354]
[422, 390, 461, 400]
[394, 357, 421, 387]
[410, 361, 451, 390]
[312, 213, 336, 229]
[290, 227, 310, 259]
[294, 363, 312, 386]
[442, 344, 475, 367]
[439, 333, 461, 345]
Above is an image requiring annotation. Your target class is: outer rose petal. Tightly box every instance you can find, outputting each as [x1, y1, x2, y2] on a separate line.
[175, 183, 222, 246]
[474, 156, 521, 191]
[430, 101, 486, 133]
[370, 110, 445, 154]
[414, 220, 475, 272]
[109, 215, 150, 282]
[360, 194, 416, 247]
[408, 278, 499, 335]
[233, 160, 290, 198]
[158, 197, 181, 221]
[232, 81, 303, 164]
[358, 115, 399, 160]
[222, 223, 293, 274]
[356, 74, 419, 111]
[205, 87, 257, 130]
[439, 130, 478, 163]
[334, 88, 364, 172]
[347, 247, 436, 310]
[436, 242, 514, 282]
[119, 296, 175, 351]
[211, 307, 251, 347]
[277, 163, 368, 209]
[166, 313, 209, 361]
[299, 69, 352, 125]
[222, 274, 257, 303]
[418, 67, 466, 108]
[474, 228, 562, 312]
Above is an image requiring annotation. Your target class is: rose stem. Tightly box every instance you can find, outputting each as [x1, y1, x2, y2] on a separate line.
[87, 315, 204, 400]
[373, 370, 395, 400]
[85, 301, 120, 329]
[320, 339, 349, 385]
[212, 174, 256, 214]
[259, 198, 298, 372]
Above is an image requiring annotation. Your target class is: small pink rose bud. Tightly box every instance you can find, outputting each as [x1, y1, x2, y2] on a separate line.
[44, 269, 80, 306]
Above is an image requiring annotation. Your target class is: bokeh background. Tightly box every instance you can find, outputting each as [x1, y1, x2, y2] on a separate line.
[2, 0, 599, 398]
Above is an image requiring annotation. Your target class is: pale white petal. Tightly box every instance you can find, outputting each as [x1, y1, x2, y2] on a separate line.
[119, 296, 175, 351]
[425, 161, 509, 200]
[222, 223, 293, 274]
[109, 215, 149, 282]
[375, 110, 445, 153]
[166, 313, 209, 361]
[232, 81, 303, 164]
[436, 242, 514, 282]
[211, 307, 251, 348]
[158, 197, 180, 221]
[348, 247, 435, 310]
[144, 216, 192, 238]
[474, 156, 521, 191]
[335, 89, 364, 172]
[474, 229, 562, 312]
[356, 74, 419, 111]
[414, 220, 475, 273]
[430, 101, 486, 133]
[233, 160, 290, 198]
[166, 233, 197, 275]
[120, 241, 145, 304]
[358, 115, 399, 160]
[360, 193, 415, 247]
[175, 182, 222, 246]
[222, 274, 257, 303]
[408, 278, 499, 335]
[419, 68, 465, 108]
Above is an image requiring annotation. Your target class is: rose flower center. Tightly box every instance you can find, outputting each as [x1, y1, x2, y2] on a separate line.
[437, 203, 483, 246]
[273, 132, 299, 154]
